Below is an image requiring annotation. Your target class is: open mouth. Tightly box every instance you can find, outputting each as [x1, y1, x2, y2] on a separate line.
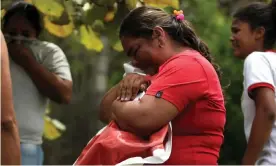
[231, 41, 239, 50]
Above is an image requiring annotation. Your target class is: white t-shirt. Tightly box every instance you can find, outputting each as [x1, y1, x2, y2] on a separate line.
[10, 40, 72, 144]
[241, 51, 276, 165]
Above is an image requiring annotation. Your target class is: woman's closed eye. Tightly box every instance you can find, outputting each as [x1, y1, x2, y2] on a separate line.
[127, 45, 140, 58]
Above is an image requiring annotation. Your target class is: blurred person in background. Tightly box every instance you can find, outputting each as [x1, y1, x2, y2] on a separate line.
[2, 1, 73, 165]
[230, 0, 276, 165]
[1, 30, 21, 165]
[100, 6, 226, 165]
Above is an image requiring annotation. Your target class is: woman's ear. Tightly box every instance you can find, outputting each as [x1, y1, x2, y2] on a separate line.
[152, 26, 166, 48]
[254, 26, 265, 41]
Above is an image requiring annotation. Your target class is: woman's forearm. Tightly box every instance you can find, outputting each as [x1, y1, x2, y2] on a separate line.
[1, 31, 21, 165]
[243, 108, 275, 165]
[22, 56, 72, 104]
[99, 84, 120, 124]
[1, 119, 21, 165]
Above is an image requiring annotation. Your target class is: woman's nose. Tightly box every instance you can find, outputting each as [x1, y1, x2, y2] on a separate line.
[230, 36, 234, 42]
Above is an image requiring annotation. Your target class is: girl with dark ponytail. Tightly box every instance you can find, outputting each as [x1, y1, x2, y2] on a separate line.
[231, 0, 276, 165]
[100, 6, 226, 165]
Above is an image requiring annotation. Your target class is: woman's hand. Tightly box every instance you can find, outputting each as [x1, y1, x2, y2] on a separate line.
[242, 87, 276, 165]
[117, 73, 150, 101]
[7, 42, 34, 67]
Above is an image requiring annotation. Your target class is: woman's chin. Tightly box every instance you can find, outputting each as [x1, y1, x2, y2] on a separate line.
[233, 50, 243, 59]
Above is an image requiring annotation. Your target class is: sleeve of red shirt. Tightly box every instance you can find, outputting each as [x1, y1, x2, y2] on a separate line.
[145, 57, 209, 112]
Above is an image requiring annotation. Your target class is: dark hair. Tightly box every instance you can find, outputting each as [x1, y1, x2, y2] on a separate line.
[2, 1, 42, 36]
[119, 6, 222, 79]
[233, 0, 276, 49]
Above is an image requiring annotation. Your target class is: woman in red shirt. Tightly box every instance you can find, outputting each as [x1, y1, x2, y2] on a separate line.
[100, 6, 226, 165]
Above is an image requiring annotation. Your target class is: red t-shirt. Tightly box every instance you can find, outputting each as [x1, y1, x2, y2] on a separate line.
[145, 50, 226, 165]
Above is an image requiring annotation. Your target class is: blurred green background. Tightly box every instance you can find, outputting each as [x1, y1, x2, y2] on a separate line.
[1, 0, 271, 164]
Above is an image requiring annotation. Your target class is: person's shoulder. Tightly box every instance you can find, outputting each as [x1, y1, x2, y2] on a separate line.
[1, 32, 7, 54]
[39, 41, 63, 52]
[1, 32, 9, 63]
[176, 50, 211, 69]
[177, 49, 201, 58]
[244, 51, 274, 66]
[168, 50, 201, 66]
[245, 51, 264, 60]
[160, 50, 204, 75]
[36, 41, 67, 59]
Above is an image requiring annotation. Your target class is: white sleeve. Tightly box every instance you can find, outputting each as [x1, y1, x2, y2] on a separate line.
[243, 52, 275, 95]
[41, 43, 72, 81]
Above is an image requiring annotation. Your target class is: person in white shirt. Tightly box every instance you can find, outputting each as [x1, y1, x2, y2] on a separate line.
[2, 1, 73, 165]
[230, 0, 276, 165]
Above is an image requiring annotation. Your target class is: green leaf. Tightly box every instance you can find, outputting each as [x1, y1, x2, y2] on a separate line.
[126, 0, 138, 10]
[52, 119, 66, 131]
[70, 60, 85, 75]
[104, 10, 116, 22]
[44, 15, 74, 37]
[1, 0, 12, 9]
[214, 12, 227, 28]
[84, 4, 108, 24]
[79, 24, 103, 52]
[143, 0, 179, 9]
[92, 20, 105, 32]
[163, 6, 174, 14]
[112, 40, 123, 52]
[50, 11, 71, 25]
[43, 116, 62, 140]
[96, 0, 117, 7]
[1, 9, 6, 19]
[64, 0, 77, 17]
[104, 4, 129, 46]
[32, 0, 64, 17]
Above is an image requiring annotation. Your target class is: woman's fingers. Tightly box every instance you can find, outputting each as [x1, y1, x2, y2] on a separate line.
[140, 83, 148, 91]
[131, 79, 141, 100]
[118, 73, 149, 101]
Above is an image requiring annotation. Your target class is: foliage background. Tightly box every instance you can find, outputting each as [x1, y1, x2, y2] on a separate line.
[0, 0, 270, 164]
